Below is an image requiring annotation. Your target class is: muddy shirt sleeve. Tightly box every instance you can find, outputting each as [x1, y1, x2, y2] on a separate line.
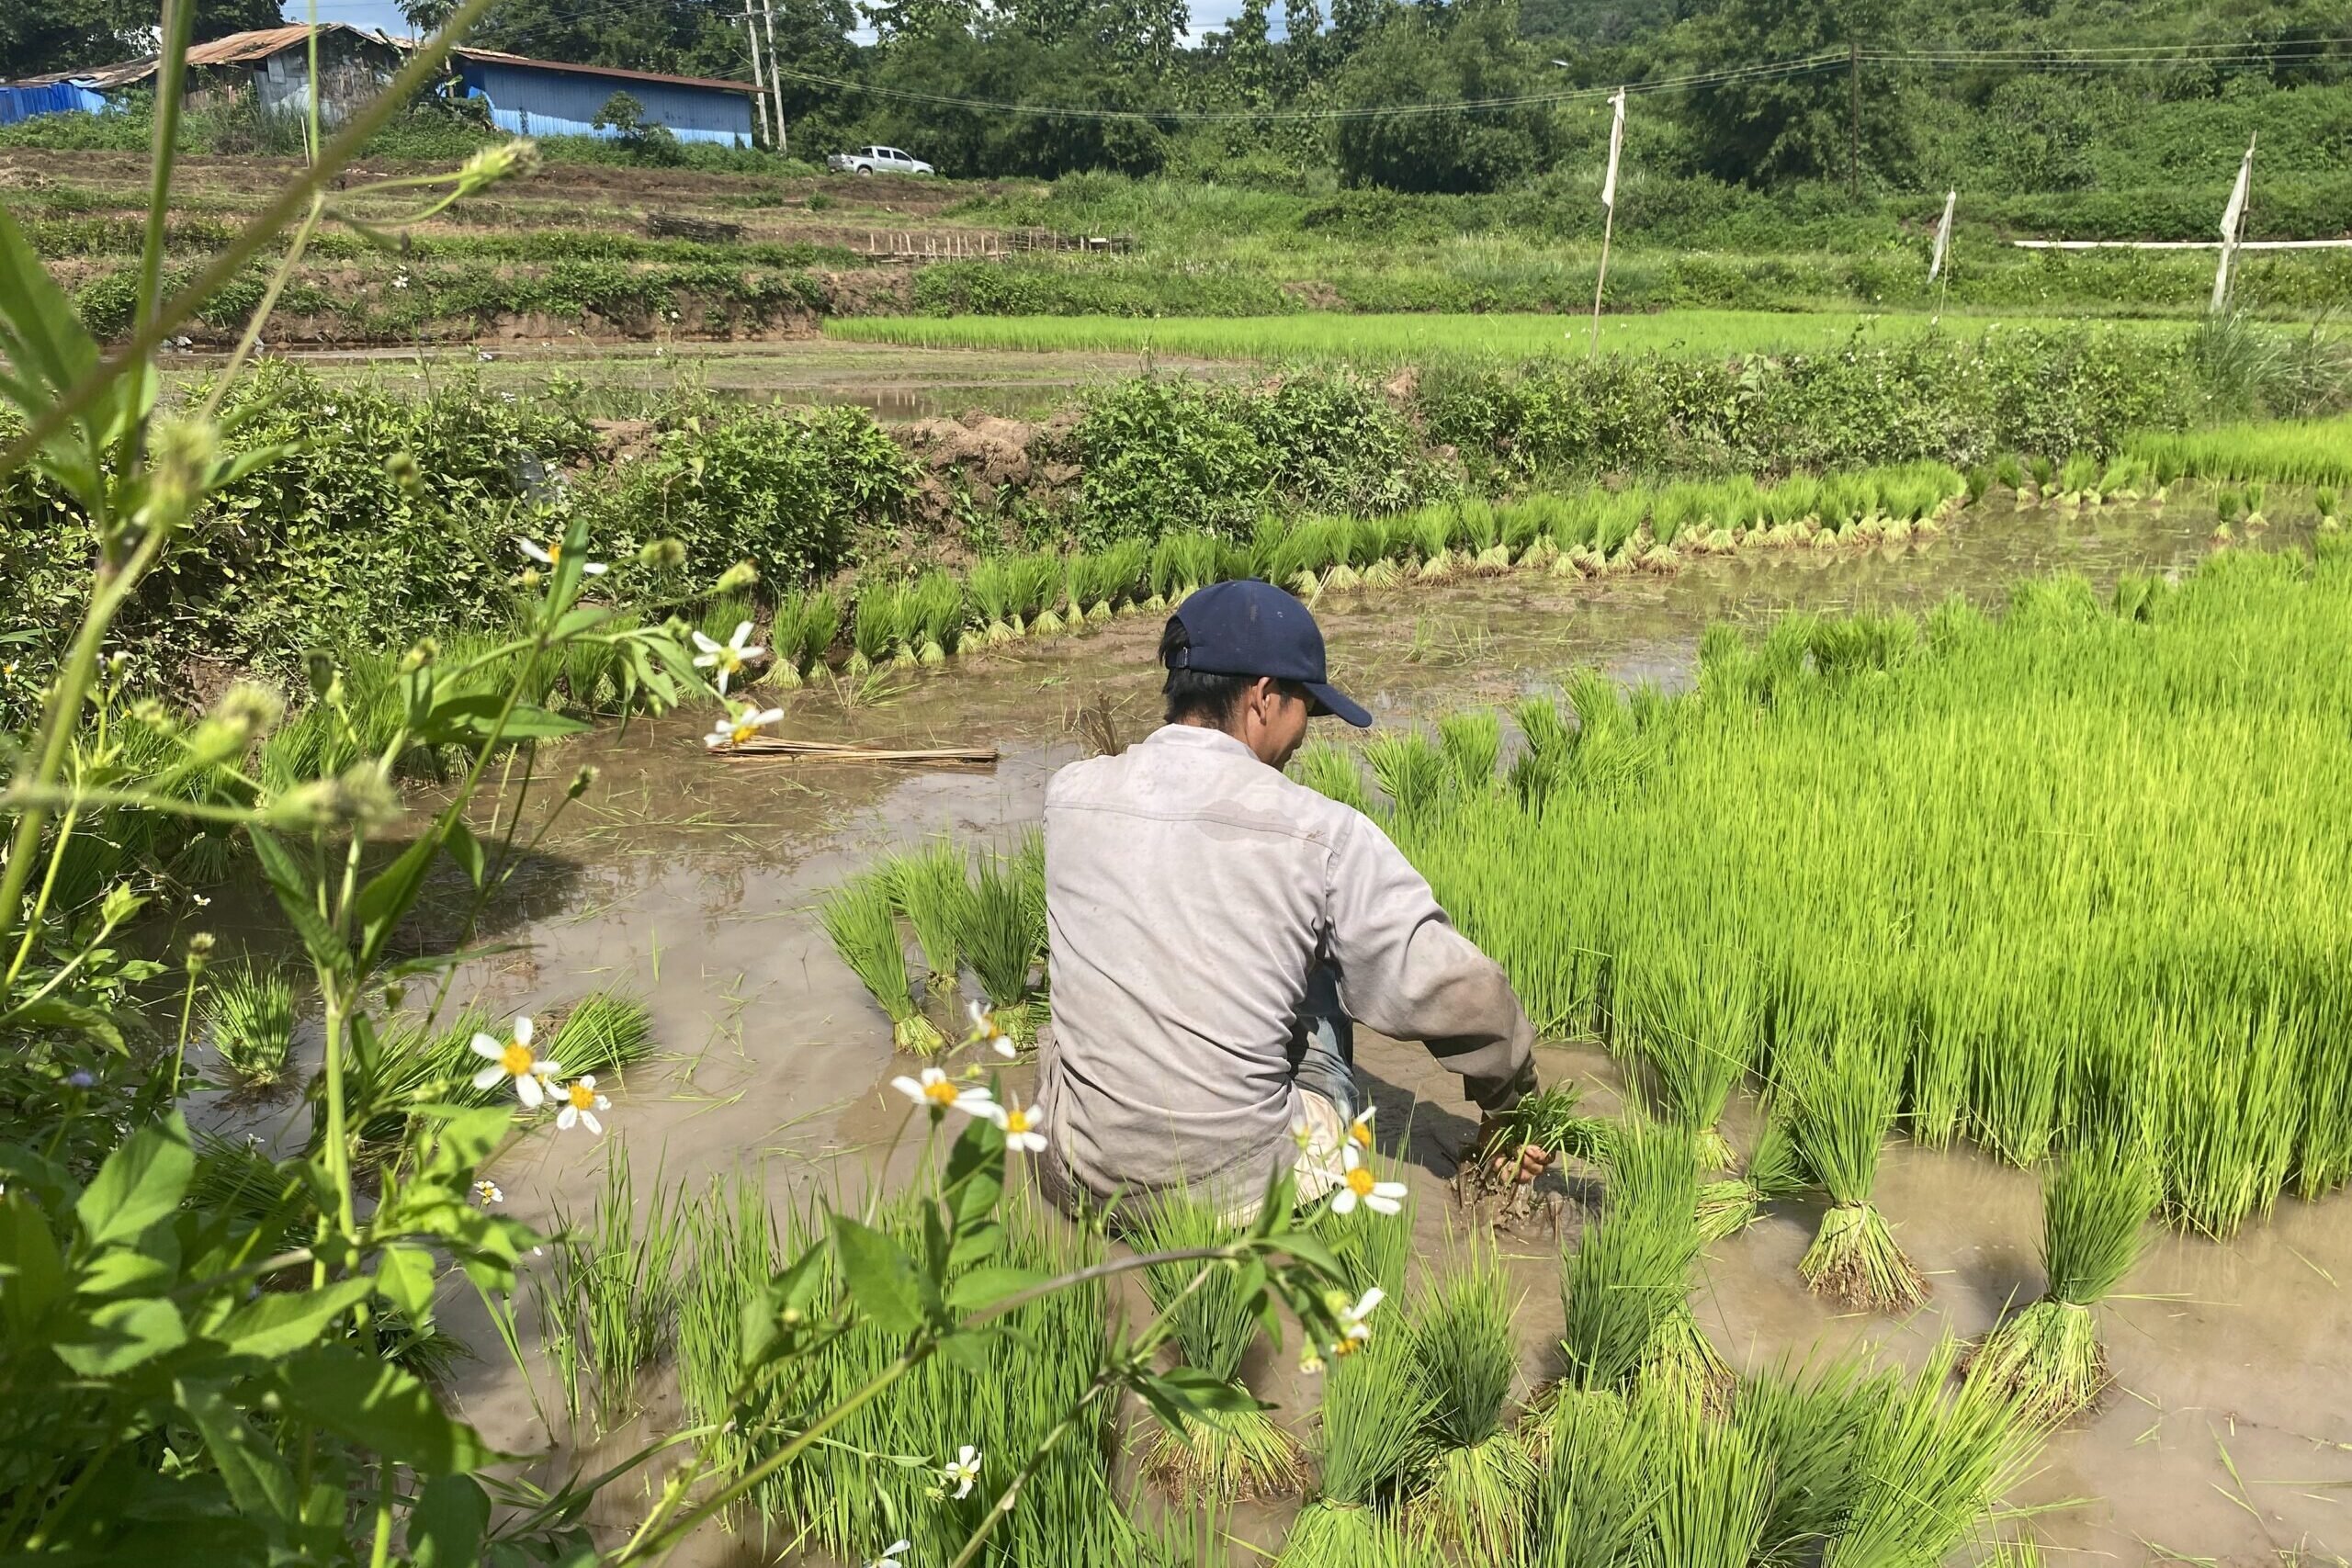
[1321, 808, 1536, 1113]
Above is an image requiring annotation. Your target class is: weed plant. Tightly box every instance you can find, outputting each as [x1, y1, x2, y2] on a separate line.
[1975, 1140, 2159, 1419]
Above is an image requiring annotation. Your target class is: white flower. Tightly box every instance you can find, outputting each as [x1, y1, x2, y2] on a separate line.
[989, 1096, 1047, 1155]
[1346, 1104, 1375, 1152]
[555, 1075, 609, 1135]
[1332, 1285, 1385, 1356]
[1290, 1116, 1315, 1154]
[690, 620, 765, 694]
[393, 273, 411, 289]
[967, 999, 1015, 1059]
[868, 1541, 910, 1568]
[517, 536, 607, 576]
[705, 703, 784, 751]
[469, 1017, 562, 1110]
[889, 1066, 993, 1119]
[1330, 1145, 1407, 1217]
[941, 1444, 982, 1499]
[472, 1179, 503, 1206]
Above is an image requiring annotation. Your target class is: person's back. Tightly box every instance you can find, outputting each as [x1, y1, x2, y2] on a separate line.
[1034, 581, 1540, 1214]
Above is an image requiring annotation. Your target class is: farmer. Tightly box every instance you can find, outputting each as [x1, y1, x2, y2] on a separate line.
[1035, 578, 1553, 1216]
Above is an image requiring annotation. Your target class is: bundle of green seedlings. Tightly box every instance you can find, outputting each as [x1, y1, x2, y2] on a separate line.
[206, 960, 297, 1089]
[1781, 1007, 1928, 1313]
[1615, 941, 1759, 1170]
[818, 872, 944, 1052]
[956, 839, 1049, 1045]
[884, 840, 971, 1000]
[1315, 543, 2352, 1245]
[343, 991, 653, 1147]
[759, 588, 840, 686]
[1455, 1079, 1606, 1214]
[1403, 1244, 1528, 1558]
[1128, 1186, 1306, 1499]
[1694, 1101, 1806, 1242]
[1973, 1138, 2160, 1419]
[1279, 1145, 1432, 1568]
[537, 1146, 686, 1428]
[1557, 1114, 1732, 1416]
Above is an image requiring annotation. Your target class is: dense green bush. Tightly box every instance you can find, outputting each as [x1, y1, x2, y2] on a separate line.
[1069, 371, 1430, 540]
[1415, 328, 2202, 479]
[582, 392, 918, 589]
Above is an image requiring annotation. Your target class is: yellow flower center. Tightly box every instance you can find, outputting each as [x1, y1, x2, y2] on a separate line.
[568, 1082, 596, 1111]
[718, 647, 741, 670]
[1004, 1106, 1035, 1134]
[923, 1078, 960, 1106]
[729, 721, 759, 745]
[1333, 1334, 1364, 1357]
[1346, 1167, 1376, 1197]
[544, 541, 562, 564]
[499, 1041, 535, 1076]
[1348, 1122, 1373, 1149]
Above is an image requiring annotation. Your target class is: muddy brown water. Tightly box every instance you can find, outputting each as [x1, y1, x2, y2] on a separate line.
[195, 499, 2349, 1565]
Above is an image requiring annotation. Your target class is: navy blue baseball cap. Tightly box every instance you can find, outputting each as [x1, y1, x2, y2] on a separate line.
[1169, 580, 1372, 728]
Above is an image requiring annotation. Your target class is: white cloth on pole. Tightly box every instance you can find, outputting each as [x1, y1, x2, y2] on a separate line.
[2212, 139, 2256, 312]
[1600, 87, 1626, 209]
[1928, 189, 1955, 280]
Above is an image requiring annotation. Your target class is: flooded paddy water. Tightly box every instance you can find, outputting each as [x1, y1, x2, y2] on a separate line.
[198, 495, 2348, 1565]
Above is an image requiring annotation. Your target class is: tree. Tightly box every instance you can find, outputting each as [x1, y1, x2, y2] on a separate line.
[469, 0, 743, 81]
[2, 0, 278, 79]
[1333, 0, 1562, 193]
[1677, 0, 1909, 188]
[395, 0, 458, 35]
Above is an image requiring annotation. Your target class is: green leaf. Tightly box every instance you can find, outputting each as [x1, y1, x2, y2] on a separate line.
[54, 1294, 187, 1375]
[181, 1381, 299, 1524]
[0, 1193, 68, 1332]
[421, 693, 588, 745]
[829, 1215, 933, 1337]
[1128, 1366, 1262, 1434]
[443, 818, 487, 889]
[377, 1244, 438, 1319]
[944, 1264, 1042, 1314]
[79, 1228, 179, 1298]
[410, 1474, 491, 1568]
[75, 1111, 192, 1249]
[945, 1218, 1004, 1273]
[942, 1114, 1006, 1235]
[4, 997, 125, 1050]
[212, 1276, 373, 1360]
[245, 827, 349, 980]
[277, 1345, 493, 1472]
[739, 1241, 829, 1376]
[351, 834, 437, 970]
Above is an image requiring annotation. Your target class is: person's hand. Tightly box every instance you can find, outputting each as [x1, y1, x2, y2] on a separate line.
[1473, 1112, 1554, 1187]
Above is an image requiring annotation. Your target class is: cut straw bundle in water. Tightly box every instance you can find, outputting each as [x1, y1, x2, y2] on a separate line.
[819, 874, 944, 1052]
[1974, 1140, 2158, 1419]
[1404, 1246, 1528, 1561]
[1131, 1188, 1306, 1500]
[1783, 1020, 1928, 1313]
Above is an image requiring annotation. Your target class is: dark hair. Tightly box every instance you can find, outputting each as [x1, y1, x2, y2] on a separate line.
[1159, 615, 1306, 728]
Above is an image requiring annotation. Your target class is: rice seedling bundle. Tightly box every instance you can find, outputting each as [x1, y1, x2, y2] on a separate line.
[1435, 710, 1500, 793]
[744, 1190, 1122, 1562]
[1272, 518, 1347, 597]
[968, 557, 1022, 644]
[2244, 478, 2270, 527]
[1696, 1100, 1805, 1241]
[1614, 942, 1757, 1168]
[1404, 1246, 1528, 1560]
[1408, 505, 1457, 581]
[885, 840, 972, 998]
[207, 962, 296, 1088]
[1646, 1393, 1772, 1568]
[819, 873, 944, 1052]
[910, 568, 967, 664]
[1130, 1187, 1306, 1499]
[1781, 1015, 1928, 1312]
[2318, 486, 2342, 528]
[1822, 1337, 2046, 1568]
[1017, 550, 1069, 635]
[355, 993, 652, 1142]
[1975, 1139, 2158, 1418]
[673, 1167, 774, 1473]
[797, 589, 841, 672]
[960, 846, 1046, 1044]
[1560, 1116, 1708, 1398]
[1291, 741, 1374, 816]
[1733, 1355, 1893, 1554]
[1363, 733, 1449, 820]
[847, 579, 899, 674]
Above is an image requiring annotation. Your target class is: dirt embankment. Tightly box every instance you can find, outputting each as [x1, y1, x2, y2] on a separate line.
[894, 412, 1082, 525]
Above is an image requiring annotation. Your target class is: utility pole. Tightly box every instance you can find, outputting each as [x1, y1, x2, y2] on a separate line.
[743, 2, 773, 149]
[1848, 40, 1860, 201]
[763, 0, 786, 158]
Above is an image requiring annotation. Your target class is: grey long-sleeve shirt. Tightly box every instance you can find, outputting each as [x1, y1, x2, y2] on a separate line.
[1037, 723, 1536, 1207]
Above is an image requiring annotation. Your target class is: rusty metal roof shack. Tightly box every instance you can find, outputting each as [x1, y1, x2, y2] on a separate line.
[78, 24, 405, 126]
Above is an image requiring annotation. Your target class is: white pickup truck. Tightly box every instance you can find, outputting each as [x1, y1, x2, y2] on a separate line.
[827, 145, 934, 176]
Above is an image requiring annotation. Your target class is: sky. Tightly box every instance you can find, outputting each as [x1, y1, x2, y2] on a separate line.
[279, 0, 1256, 53]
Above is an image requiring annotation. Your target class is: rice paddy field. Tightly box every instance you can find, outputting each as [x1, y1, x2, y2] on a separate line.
[170, 457, 2352, 1567]
[825, 309, 2212, 365]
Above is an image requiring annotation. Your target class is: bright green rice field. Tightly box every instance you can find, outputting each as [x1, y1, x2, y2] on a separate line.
[825, 310, 2201, 364]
